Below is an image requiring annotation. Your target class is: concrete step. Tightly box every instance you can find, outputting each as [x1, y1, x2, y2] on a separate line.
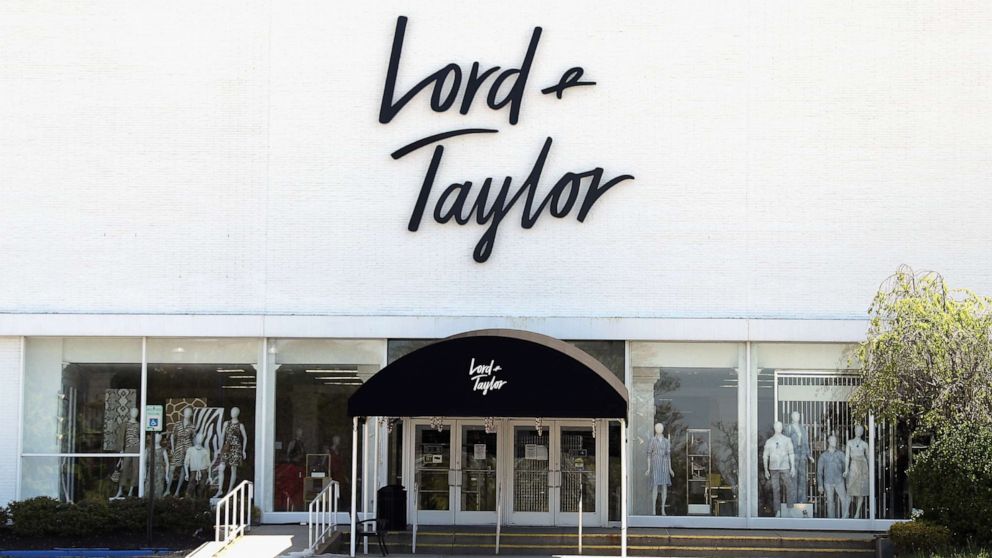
[333, 528, 878, 558]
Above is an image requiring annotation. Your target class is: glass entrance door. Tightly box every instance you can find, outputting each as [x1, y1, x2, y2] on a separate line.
[410, 420, 500, 525]
[414, 423, 454, 524]
[507, 421, 603, 526]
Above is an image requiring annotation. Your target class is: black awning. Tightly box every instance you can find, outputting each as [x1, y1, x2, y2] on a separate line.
[348, 329, 628, 419]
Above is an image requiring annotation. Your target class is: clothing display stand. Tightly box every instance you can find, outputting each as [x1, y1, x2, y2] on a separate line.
[686, 429, 711, 515]
[304, 453, 332, 505]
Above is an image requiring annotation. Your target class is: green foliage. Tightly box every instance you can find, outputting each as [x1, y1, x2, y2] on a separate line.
[851, 266, 992, 429]
[7, 497, 61, 537]
[908, 425, 992, 545]
[6, 496, 214, 539]
[890, 520, 952, 555]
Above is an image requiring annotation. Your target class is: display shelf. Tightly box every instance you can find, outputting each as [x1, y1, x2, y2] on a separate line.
[686, 429, 711, 515]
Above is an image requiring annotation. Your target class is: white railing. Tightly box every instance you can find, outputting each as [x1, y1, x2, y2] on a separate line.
[308, 480, 340, 552]
[495, 479, 503, 555]
[215, 480, 254, 548]
[411, 480, 419, 554]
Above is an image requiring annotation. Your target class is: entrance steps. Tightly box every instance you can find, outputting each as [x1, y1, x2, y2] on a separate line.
[342, 526, 877, 558]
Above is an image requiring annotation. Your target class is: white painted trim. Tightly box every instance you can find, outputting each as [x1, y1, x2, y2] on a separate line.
[0, 314, 868, 343]
[15, 336, 25, 502]
[137, 337, 147, 497]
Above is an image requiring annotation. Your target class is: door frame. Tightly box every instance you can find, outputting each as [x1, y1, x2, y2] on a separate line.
[404, 418, 501, 526]
[504, 419, 607, 527]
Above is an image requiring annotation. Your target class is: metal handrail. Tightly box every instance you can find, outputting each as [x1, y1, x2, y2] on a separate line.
[411, 480, 419, 554]
[495, 479, 502, 555]
[215, 480, 254, 548]
[308, 479, 340, 552]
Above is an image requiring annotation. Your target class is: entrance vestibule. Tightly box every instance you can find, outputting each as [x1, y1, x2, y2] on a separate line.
[404, 418, 607, 528]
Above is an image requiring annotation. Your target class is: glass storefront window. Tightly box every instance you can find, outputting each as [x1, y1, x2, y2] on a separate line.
[269, 339, 383, 513]
[630, 342, 743, 517]
[146, 338, 259, 499]
[22, 338, 142, 502]
[751, 343, 910, 520]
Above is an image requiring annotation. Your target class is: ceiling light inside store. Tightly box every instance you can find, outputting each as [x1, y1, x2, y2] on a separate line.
[222, 385, 254, 389]
[306, 369, 357, 374]
[217, 369, 245, 373]
[228, 375, 255, 379]
[323, 381, 362, 385]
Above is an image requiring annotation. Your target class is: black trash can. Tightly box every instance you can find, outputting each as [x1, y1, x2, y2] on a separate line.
[377, 484, 407, 530]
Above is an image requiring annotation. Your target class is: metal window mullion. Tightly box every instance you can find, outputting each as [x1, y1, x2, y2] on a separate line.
[741, 341, 751, 524]
[137, 337, 148, 497]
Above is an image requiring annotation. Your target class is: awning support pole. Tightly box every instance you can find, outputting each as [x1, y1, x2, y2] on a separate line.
[620, 418, 628, 558]
[350, 416, 359, 557]
[373, 417, 380, 522]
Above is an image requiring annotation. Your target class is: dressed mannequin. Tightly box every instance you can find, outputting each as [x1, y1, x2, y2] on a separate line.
[762, 421, 795, 516]
[787, 411, 813, 504]
[645, 423, 674, 515]
[184, 433, 213, 498]
[817, 434, 849, 518]
[845, 424, 870, 517]
[286, 427, 306, 464]
[113, 408, 141, 498]
[214, 407, 248, 497]
[170, 407, 196, 496]
[146, 433, 170, 497]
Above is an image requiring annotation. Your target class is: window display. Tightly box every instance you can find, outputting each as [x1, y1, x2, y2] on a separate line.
[269, 338, 384, 513]
[147, 338, 259, 500]
[21, 338, 142, 502]
[751, 342, 911, 520]
[630, 342, 743, 517]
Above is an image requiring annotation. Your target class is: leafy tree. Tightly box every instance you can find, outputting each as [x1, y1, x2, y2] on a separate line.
[850, 265, 992, 431]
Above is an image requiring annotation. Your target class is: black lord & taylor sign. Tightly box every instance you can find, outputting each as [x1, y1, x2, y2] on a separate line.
[379, 16, 635, 262]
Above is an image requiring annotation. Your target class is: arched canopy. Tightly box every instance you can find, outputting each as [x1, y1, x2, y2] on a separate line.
[347, 329, 628, 419]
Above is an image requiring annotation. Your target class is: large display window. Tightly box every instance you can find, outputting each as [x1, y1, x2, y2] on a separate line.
[21, 338, 143, 501]
[268, 339, 384, 513]
[630, 342, 744, 517]
[146, 338, 259, 499]
[751, 343, 910, 520]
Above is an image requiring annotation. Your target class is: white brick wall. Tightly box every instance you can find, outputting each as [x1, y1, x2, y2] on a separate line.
[0, 338, 21, 505]
[1, 1, 990, 320]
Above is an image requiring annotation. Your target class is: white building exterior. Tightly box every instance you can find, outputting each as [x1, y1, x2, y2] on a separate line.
[1, 0, 990, 531]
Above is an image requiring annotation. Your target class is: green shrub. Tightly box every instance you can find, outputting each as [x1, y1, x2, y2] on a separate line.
[0, 505, 10, 530]
[154, 497, 213, 533]
[890, 520, 952, 554]
[8, 497, 61, 537]
[8, 496, 215, 538]
[57, 500, 114, 538]
[909, 426, 992, 545]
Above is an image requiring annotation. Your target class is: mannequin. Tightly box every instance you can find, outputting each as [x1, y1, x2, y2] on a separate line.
[286, 427, 306, 464]
[214, 407, 248, 497]
[787, 411, 813, 504]
[645, 423, 673, 515]
[170, 407, 196, 496]
[146, 433, 170, 497]
[817, 434, 849, 518]
[184, 433, 213, 498]
[845, 424, 870, 517]
[762, 421, 795, 516]
[113, 408, 141, 498]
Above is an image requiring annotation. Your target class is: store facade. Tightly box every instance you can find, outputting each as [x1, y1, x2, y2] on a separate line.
[3, 0, 991, 538]
[0, 320, 914, 532]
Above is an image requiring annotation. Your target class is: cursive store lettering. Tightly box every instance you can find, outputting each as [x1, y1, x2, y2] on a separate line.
[394, 132, 633, 263]
[378, 16, 635, 262]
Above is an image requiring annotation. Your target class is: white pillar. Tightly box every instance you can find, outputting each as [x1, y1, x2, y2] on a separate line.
[350, 417, 359, 557]
[620, 418, 628, 558]
[373, 417, 380, 522]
